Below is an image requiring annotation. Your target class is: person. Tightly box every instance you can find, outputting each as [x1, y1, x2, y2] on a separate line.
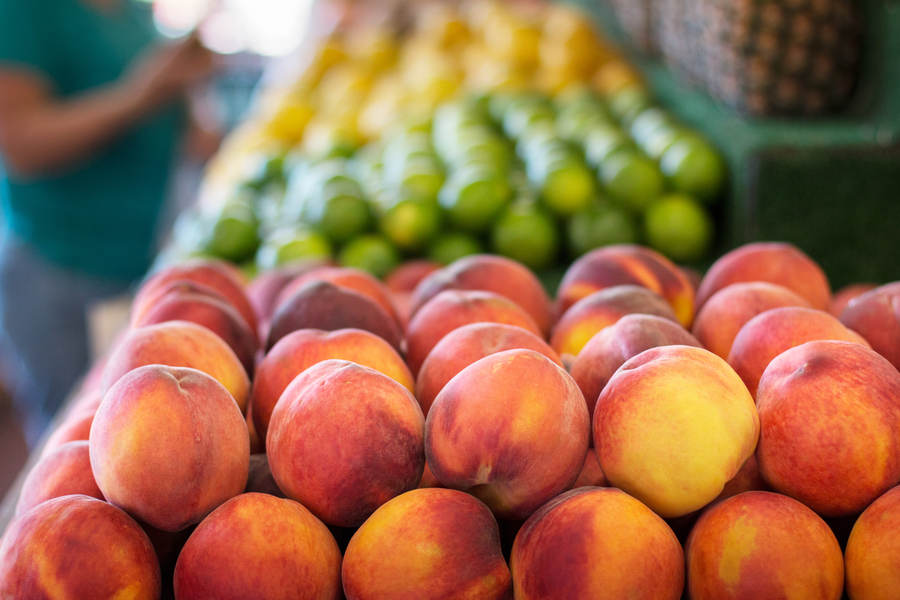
[0, 0, 216, 444]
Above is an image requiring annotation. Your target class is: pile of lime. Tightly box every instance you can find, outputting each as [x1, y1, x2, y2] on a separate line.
[173, 88, 725, 278]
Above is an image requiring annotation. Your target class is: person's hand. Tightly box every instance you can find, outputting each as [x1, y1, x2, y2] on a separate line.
[123, 33, 217, 113]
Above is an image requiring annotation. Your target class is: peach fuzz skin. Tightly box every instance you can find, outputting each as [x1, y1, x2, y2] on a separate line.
[550, 285, 679, 358]
[16, 441, 103, 515]
[342, 488, 511, 600]
[415, 322, 561, 415]
[695, 241, 831, 311]
[845, 485, 900, 600]
[409, 254, 555, 336]
[101, 320, 251, 413]
[756, 340, 900, 517]
[89, 365, 250, 532]
[839, 281, 900, 370]
[267, 360, 425, 528]
[0, 495, 160, 599]
[511, 487, 684, 600]
[570, 313, 700, 422]
[727, 306, 869, 397]
[405, 289, 542, 376]
[251, 327, 414, 440]
[174, 493, 342, 600]
[555, 244, 695, 328]
[692, 281, 811, 359]
[425, 349, 589, 520]
[593, 345, 759, 518]
[829, 283, 876, 317]
[686, 491, 843, 600]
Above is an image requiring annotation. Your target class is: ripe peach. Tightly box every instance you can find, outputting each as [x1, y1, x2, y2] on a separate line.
[265, 280, 403, 351]
[570, 314, 700, 420]
[174, 493, 342, 600]
[90, 365, 249, 532]
[102, 320, 251, 412]
[829, 283, 876, 317]
[556, 244, 695, 327]
[692, 281, 811, 358]
[550, 285, 679, 357]
[409, 254, 554, 335]
[40, 405, 95, 457]
[342, 488, 511, 600]
[0, 495, 160, 599]
[728, 306, 869, 397]
[845, 485, 900, 600]
[415, 322, 561, 415]
[840, 281, 900, 370]
[426, 349, 589, 519]
[246, 262, 325, 324]
[418, 461, 442, 489]
[267, 360, 425, 527]
[385, 260, 442, 327]
[714, 454, 767, 504]
[594, 345, 759, 518]
[511, 487, 684, 600]
[756, 340, 900, 516]
[251, 328, 414, 440]
[16, 441, 103, 515]
[696, 242, 831, 310]
[686, 491, 843, 600]
[405, 289, 541, 376]
[571, 448, 607, 488]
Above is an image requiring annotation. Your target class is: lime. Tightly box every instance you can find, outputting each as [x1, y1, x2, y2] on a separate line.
[438, 166, 513, 232]
[566, 202, 639, 256]
[583, 126, 634, 167]
[660, 137, 726, 201]
[539, 159, 597, 217]
[599, 151, 664, 211]
[302, 190, 371, 243]
[640, 126, 692, 160]
[379, 196, 443, 251]
[256, 227, 332, 270]
[644, 193, 713, 262]
[338, 234, 400, 278]
[629, 107, 674, 149]
[608, 86, 653, 124]
[491, 203, 559, 270]
[427, 232, 483, 265]
[502, 105, 555, 140]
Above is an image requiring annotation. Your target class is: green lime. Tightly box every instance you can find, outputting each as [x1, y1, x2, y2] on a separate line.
[438, 167, 513, 232]
[379, 196, 443, 251]
[629, 107, 674, 149]
[599, 151, 664, 211]
[256, 227, 332, 270]
[427, 232, 483, 265]
[303, 190, 371, 243]
[583, 126, 634, 167]
[503, 105, 555, 140]
[539, 160, 597, 217]
[660, 137, 727, 201]
[567, 202, 639, 256]
[203, 202, 260, 262]
[644, 193, 713, 262]
[397, 162, 445, 202]
[491, 203, 559, 270]
[338, 234, 400, 278]
[640, 126, 692, 160]
[608, 86, 652, 120]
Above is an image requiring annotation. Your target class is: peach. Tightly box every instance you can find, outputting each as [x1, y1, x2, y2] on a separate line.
[409, 254, 554, 336]
[845, 485, 900, 600]
[251, 328, 414, 440]
[696, 241, 831, 310]
[342, 488, 511, 600]
[556, 244, 695, 327]
[246, 262, 326, 324]
[267, 360, 425, 527]
[16, 441, 103, 515]
[405, 289, 541, 376]
[840, 282, 900, 370]
[385, 260, 442, 327]
[686, 491, 843, 600]
[571, 448, 607, 488]
[570, 314, 701, 420]
[131, 286, 258, 374]
[756, 340, 900, 516]
[692, 281, 811, 358]
[0, 495, 160, 598]
[593, 345, 759, 518]
[102, 320, 251, 412]
[715, 454, 767, 504]
[174, 493, 342, 600]
[135, 258, 257, 332]
[728, 306, 869, 397]
[415, 322, 562, 415]
[550, 285, 679, 357]
[40, 405, 95, 457]
[426, 349, 589, 519]
[418, 461, 442, 489]
[511, 487, 684, 600]
[90, 365, 249, 531]
[829, 283, 877, 317]
[265, 280, 403, 352]
[246, 453, 284, 497]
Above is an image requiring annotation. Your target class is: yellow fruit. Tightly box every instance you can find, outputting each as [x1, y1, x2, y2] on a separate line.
[594, 60, 645, 97]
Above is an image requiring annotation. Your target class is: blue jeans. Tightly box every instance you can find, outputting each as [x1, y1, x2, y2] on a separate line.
[0, 234, 130, 445]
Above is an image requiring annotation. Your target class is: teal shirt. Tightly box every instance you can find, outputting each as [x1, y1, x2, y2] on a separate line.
[0, 0, 182, 282]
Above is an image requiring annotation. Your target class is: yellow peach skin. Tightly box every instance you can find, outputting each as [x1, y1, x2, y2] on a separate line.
[593, 345, 759, 518]
[16, 441, 103, 515]
[845, 485, 900, 600]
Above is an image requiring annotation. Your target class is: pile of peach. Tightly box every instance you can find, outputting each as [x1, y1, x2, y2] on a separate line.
[2, 242, 899, 599]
